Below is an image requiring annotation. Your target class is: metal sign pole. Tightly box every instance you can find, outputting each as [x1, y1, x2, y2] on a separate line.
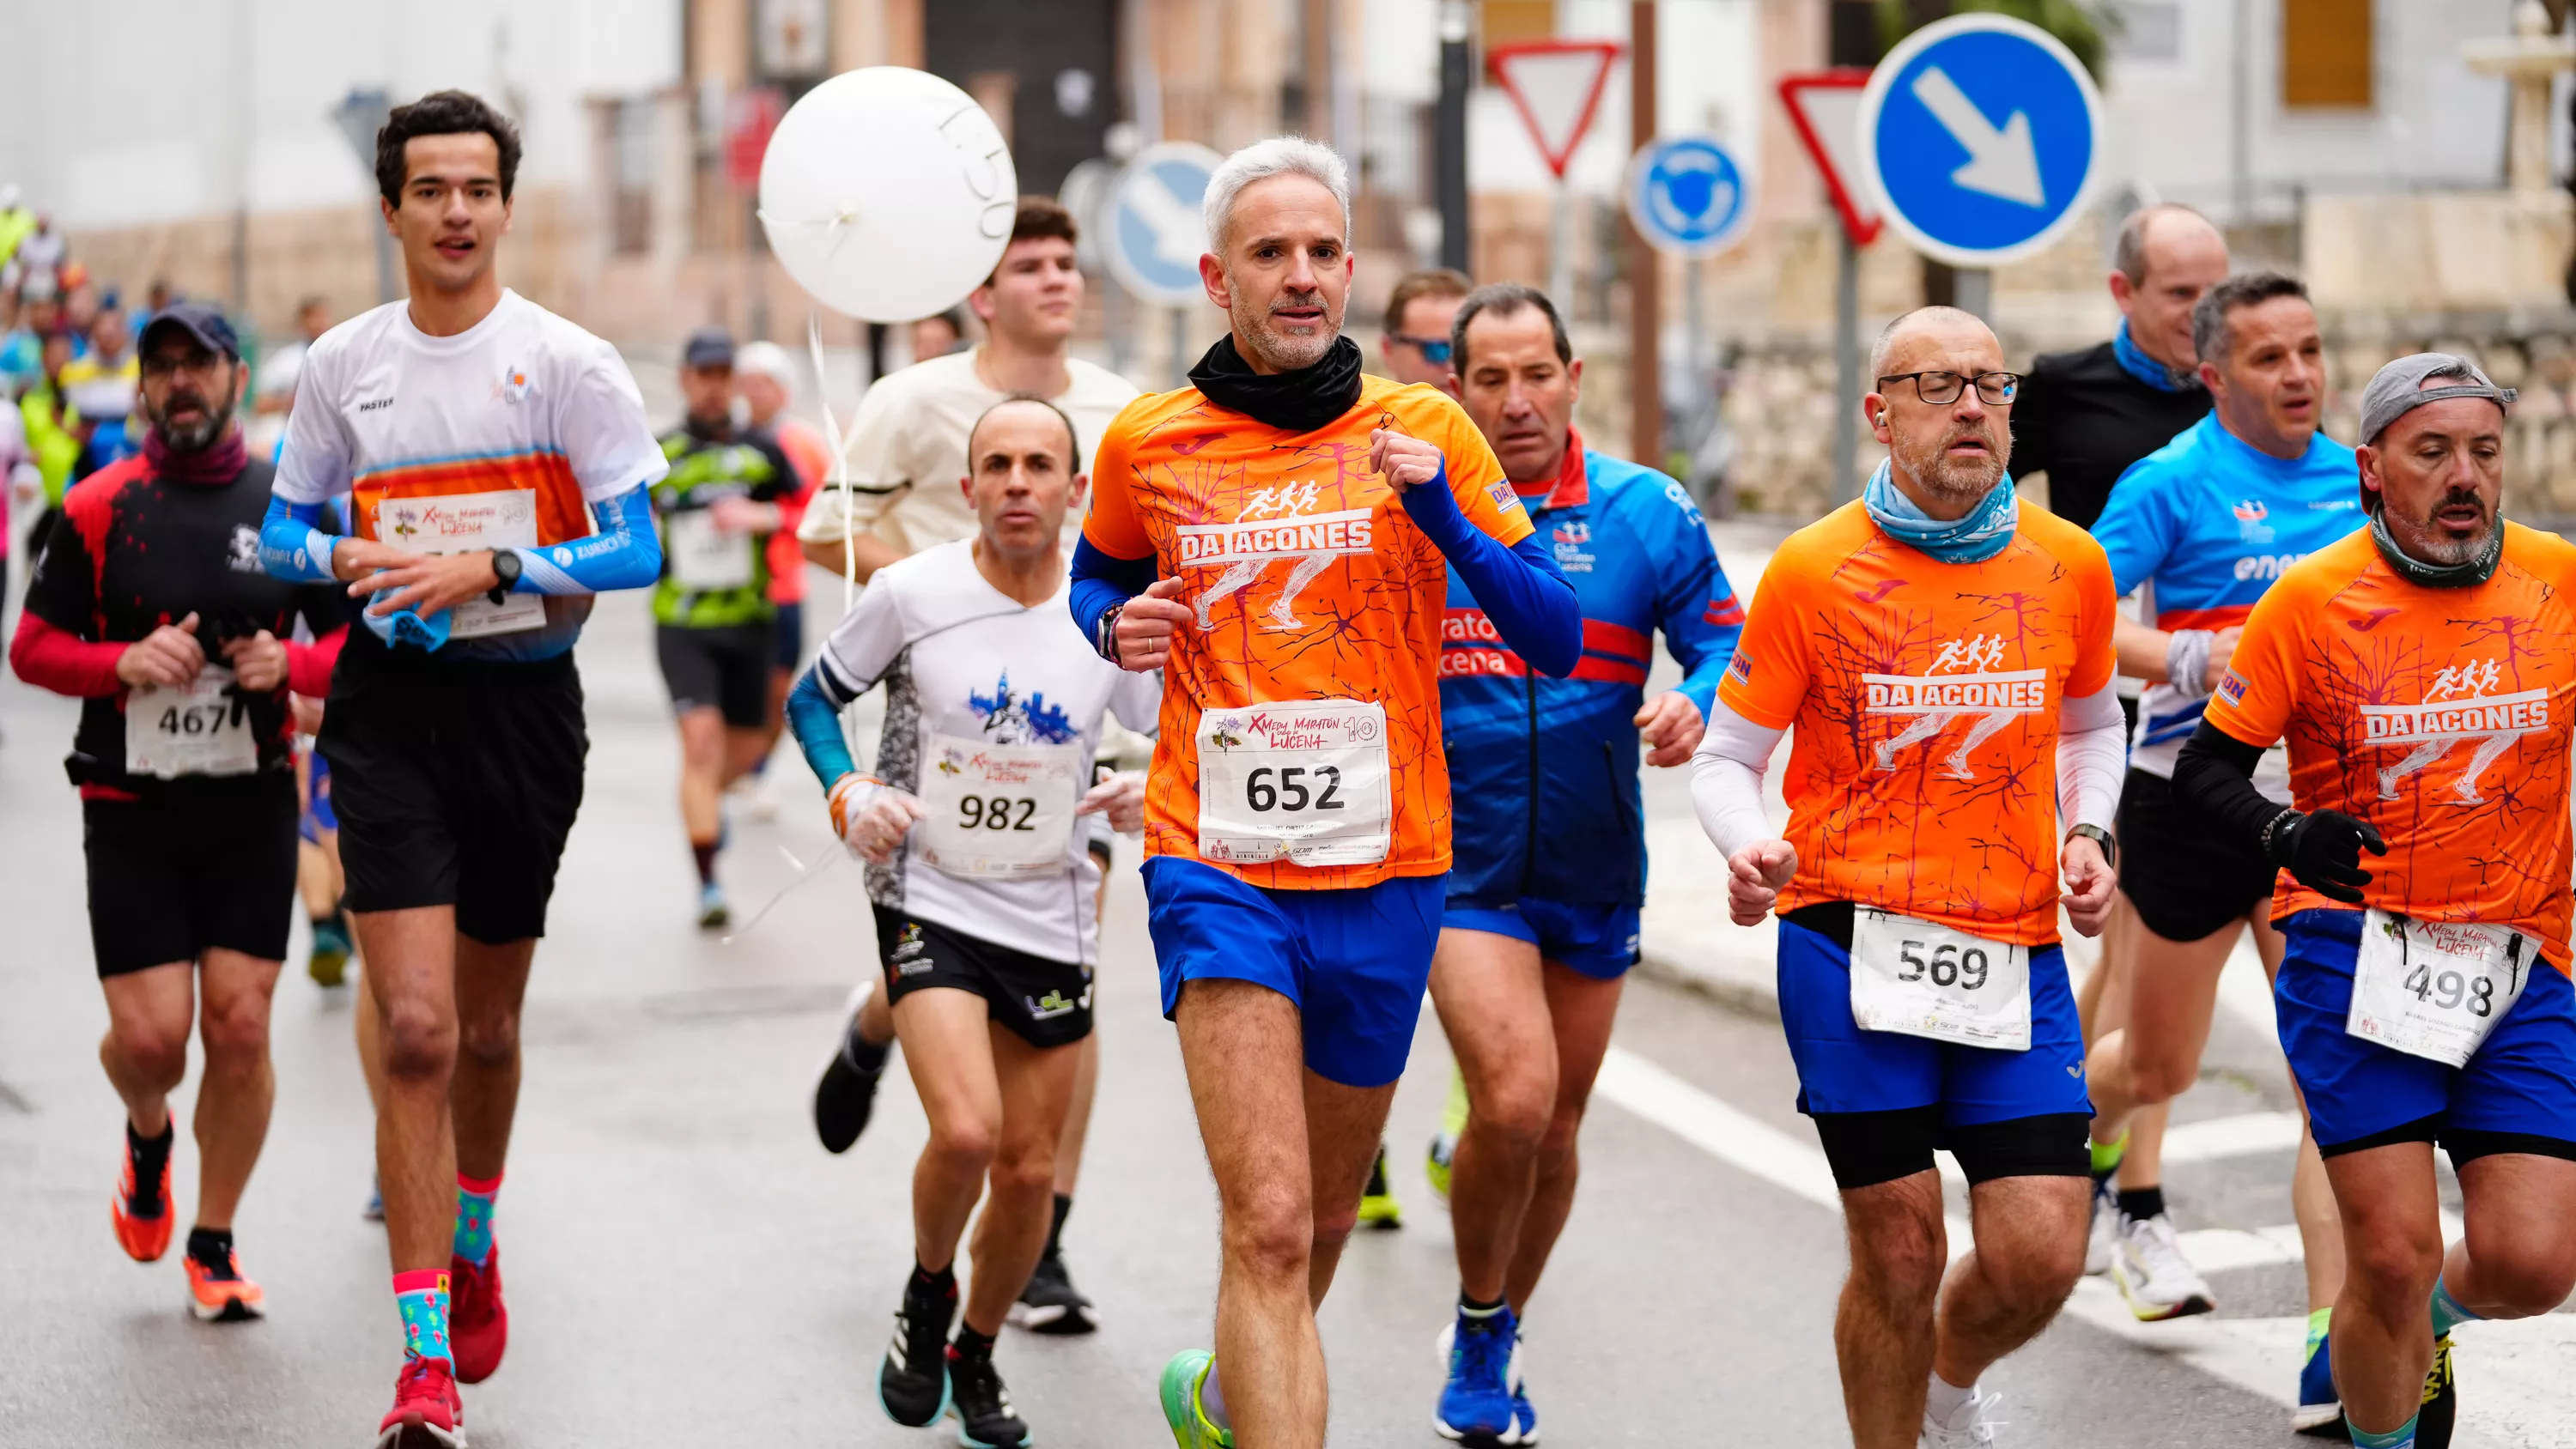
[1549, 182, 1573, 321]
[1953, 266, 1991, 321]
[1170, 306, 1188, 390]
[1833, 229, 1860, 505]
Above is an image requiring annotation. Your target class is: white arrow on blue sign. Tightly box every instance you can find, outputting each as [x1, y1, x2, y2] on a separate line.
[1624, 133, 1757, 258]
[1107, 142, 1227, 307]
[1856, 14, 2103, 270]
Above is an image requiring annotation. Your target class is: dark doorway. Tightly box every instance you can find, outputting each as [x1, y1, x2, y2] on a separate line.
[925, 0, 1119, 197]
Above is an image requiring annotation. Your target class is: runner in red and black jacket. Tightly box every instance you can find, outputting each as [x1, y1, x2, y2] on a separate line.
[6, 302, 344, 1324]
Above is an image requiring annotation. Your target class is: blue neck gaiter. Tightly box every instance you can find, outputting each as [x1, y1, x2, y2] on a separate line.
[2113, 318, 2198, 395]
[1862, 459, 2019, 565]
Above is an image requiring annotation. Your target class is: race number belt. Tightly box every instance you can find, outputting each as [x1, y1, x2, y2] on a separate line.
[126, 665, 257, 779]
[374, 489, 546, 639]
[1194, 699, 1392, 868]
[2348, 909, 2531, 1069]
[914, 731, 1082, 877]
[1849, 907, 2032, 1051]
[666, 509, 756, 592]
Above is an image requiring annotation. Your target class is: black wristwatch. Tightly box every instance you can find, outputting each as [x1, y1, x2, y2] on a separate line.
[2065, 822, 2117, 871]
[487, 548, 523, 605]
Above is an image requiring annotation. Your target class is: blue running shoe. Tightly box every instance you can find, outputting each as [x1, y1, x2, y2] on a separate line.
[1435, 1306, 1521, 1447]
[2294, 1319, 2342, 1435]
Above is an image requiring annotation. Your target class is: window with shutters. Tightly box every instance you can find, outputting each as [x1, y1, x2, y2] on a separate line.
[2281, 0, 2373, 109]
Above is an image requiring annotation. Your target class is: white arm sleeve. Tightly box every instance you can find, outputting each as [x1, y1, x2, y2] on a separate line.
[2055, 682, 2126, 835]
[1690, 696, 1788, 861]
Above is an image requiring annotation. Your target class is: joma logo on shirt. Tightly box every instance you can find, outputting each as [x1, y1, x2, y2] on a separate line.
[2360, 659, 2549, 803]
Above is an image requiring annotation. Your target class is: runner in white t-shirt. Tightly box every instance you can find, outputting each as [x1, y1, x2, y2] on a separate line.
[787, 397, 1154, 1448]
[255, 91, 665, 1449]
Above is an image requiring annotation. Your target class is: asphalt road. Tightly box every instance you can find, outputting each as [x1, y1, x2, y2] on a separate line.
[0, 574, 2563, 1448]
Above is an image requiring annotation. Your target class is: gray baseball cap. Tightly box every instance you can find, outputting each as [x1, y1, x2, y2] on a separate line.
[2359, 352, 2516, 445]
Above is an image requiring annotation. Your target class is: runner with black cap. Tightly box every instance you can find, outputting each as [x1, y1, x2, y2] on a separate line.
[9, 300, 348, 1325]
[2176, 353, 2576, 1449]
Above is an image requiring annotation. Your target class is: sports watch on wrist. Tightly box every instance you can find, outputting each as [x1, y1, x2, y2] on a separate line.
[486, 548, 523, 606]
[2064, 822, 2117, 871]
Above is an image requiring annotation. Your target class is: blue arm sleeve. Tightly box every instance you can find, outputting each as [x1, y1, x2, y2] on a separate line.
[1070, 535, 1158, 660]
[259, 496, 339, 583]
[787, 664, 858, 788]
[1648, 501, 1742, 719]
[1401, 465, 1581, 677]
[509, 484, 662, 595]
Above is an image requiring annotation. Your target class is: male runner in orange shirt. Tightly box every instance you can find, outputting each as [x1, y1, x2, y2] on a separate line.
[2175, 354, 2576, 1449]
[1068, 136, 1577, 1449]
[1692, 306, 2126, 1449]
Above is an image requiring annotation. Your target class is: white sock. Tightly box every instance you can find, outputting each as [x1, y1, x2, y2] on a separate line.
[1924, 1372, 1978, 1427]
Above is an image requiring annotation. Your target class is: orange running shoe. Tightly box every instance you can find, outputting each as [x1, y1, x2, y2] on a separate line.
[448, 1246, 508, 1384]
[185, 1242, 266, 1322]
[111, 1142, 173, 1263]
[374, 1355, 465, 1449]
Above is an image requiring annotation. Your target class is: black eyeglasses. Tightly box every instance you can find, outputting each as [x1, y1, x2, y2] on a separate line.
[1391, 333, 1454, 364]
[1875, 370, 2022, 405]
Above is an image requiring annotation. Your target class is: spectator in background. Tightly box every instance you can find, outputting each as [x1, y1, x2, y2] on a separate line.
[249, 295, 332, 460]
[729, 338, 823, 818]
[21, 330, 83, 536]
[1380, 266, 1473, 394]
[62, 299, 141, 476]
[908, 306, 967, 363]
[59, 267, 99, 357]
[13, 212, 65, 293]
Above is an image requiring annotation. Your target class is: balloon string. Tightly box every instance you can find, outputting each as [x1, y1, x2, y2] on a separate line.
[805, 313, 869, 775]
[720, 841, 847, 946]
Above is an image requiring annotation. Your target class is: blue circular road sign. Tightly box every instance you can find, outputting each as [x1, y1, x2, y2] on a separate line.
[1625, 133, 1757, 258]
[1857, 14, 2103, 269]
[1108, 142, 1225, 306]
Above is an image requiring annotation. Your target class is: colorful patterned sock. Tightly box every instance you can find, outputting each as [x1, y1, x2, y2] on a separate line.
[453, 1173, 501, 1267]
[2348, 1415, 2418, 1448]
[2305, 1307, 2332, 1357]
[394, 1269, 453, 1366]
[2430, 1276, 2481, 1337]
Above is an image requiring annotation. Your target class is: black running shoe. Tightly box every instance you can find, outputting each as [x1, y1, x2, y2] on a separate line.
[816, 983, 891, 1155]
[2415, 1335, 2456, 1449]
[878, 1276, 957, 1427]
[948, 1343, 1031, 1448]
[1011, 1251, 1097, 1336]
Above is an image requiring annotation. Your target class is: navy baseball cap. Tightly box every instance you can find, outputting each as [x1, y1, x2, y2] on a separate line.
[138, 302, 242, 361]
[683, 326, 737, 369]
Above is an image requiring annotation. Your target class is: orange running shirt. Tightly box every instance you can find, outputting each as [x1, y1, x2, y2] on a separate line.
[2203, 523, 2576, 971]
[1084, 374, 1530, 889]
[1716, 501, 2118, 945]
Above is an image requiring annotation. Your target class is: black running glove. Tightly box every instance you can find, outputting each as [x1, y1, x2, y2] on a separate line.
[2265, 809, 2387, 906]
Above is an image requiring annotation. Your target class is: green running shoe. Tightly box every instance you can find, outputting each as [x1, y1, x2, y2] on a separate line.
[1159, 1349, 1234, 1449]
[1358, 1142, 1402, 1229]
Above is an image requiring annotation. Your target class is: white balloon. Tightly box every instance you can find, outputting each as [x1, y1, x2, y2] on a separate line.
[758, 68, 1018, 322]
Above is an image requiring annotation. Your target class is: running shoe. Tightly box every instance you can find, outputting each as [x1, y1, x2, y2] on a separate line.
[697, 881, 731, 931]
[2083, 1178, 2121, 1276]
[185, 1242, 265, 1322]
[1428, 1064, 1468, 1204]
[112, 1135, 173, 1263]
[1510, 1325, 1537, 1445]
[1919, 1387, 2005, 1447]
[2415, 1335, 2456, 1449]
[948, 1343, 1031, 1448]
[2294, 1327, 2342, 1435]
[815, 981, 891, 1155]
[1434, 1305, 1522, 1447]
[2109, 1211, 2215, 1319]
[1158, 1349, 1234, 1449]
[309, 915, 354, 987]
[1425, 1131, 1455, 1203]
[448, 1247, 508, 1384]
[374, 1355, 465, 1449]
[1012, 1249, 1097, 1335]
[1358, 1142, 1402, 1230]
[364, 1174, 386, 1223]
[880, 1274, 958, 1427]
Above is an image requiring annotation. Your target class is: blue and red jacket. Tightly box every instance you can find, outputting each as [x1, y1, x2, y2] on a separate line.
[1440, 434, 1741, 907]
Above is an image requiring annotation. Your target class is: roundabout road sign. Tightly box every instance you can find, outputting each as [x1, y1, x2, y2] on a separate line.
[1625, 133, 1756, 258]
[1857, 13, 2103, 269]
[1107, 142, 1224, 306]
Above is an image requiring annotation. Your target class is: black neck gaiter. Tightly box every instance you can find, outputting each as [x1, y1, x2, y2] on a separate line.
[1188, 334, 1364, 434]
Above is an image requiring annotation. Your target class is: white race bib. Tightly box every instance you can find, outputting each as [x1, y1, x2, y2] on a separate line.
[1195, 700, 1392, 867]
[667, 509, 757, 593]
[2348, 909, 2532, 1068]
[374, 490, 547, 639]
[914, 732, 1083, 876]
[1849, 908, 2032, 1051]
[126, 666, 258, 779]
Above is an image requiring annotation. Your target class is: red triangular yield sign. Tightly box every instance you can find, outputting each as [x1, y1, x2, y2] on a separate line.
[1778, 70, 1884, 247]
[1489, 40, 1625, 179]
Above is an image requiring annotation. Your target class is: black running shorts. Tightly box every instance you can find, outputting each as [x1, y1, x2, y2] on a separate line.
[2115, 768, 2281, 943]
[873, 905, 1094, 1050]
[656, 621, 775, 729]
[84, 779, 300, 977]
[319, 633, 588, 944]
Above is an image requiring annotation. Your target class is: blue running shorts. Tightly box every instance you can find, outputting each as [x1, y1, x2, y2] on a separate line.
[300, 749, 338, 843]
[2274, 908, 2576, 1155]
[1143, 856, 1444, 1088]
[1443, 897, 1642, 979]
[1777, 915, 2092, 1124]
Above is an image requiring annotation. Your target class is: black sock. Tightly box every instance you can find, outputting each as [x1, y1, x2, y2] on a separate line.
[846, 1021, 891, 1071]
[186, 1226, 234, 1270]
[2118, 1186, 2167, 1222]
[1042, 1192, 1072, 1259]
[952, 1324, 996, 1360]
[1458, 1290, 1508, 1316]
[911, 1260, 957, 1300]
[125, 1121, 173, 1215]
[691, 840, 720, 886]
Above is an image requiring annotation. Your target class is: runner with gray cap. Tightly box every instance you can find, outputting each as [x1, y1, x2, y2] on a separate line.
[2172, 352, 2575, 1449]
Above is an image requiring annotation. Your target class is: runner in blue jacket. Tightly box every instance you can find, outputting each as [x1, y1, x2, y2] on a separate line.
[1421, 285, 1741, 1446]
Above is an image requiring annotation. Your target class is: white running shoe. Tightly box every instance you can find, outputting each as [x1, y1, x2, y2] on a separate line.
[2111, 1211, 2215, 1320]
[2084, 1180, 2121, 1276]
[1919, 1388, 2004, 1447]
